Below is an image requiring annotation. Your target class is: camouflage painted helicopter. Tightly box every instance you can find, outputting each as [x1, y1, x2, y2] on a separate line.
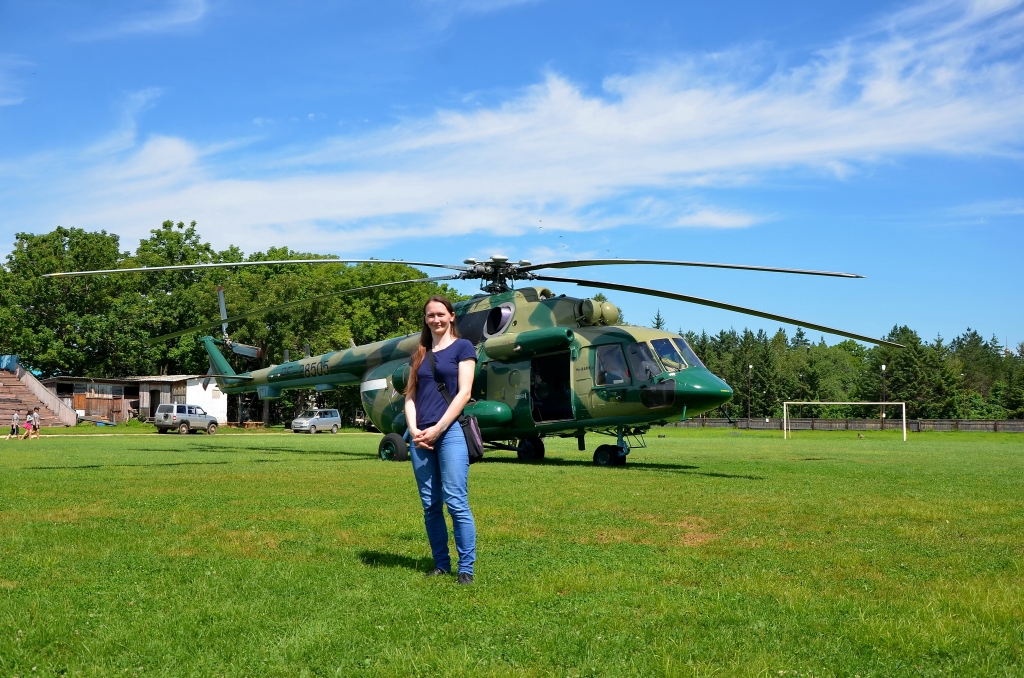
[45, 255, 901, 465]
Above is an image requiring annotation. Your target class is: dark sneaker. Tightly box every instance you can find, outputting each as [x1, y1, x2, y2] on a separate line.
[457, 573, 474, 585]
[425, 567, 450, 578]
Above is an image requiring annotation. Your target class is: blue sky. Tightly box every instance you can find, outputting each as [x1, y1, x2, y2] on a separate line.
[1, 0, 1022, 348]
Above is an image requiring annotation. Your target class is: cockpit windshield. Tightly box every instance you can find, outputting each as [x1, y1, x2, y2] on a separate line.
[672, 338, 706, 369]
[651, 338, 687, 372]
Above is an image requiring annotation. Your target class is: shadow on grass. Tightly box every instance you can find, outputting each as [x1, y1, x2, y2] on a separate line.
[358, 550, 433, 572]
[133, 444, 373, 457]
[23, 456, 371, 470]
[480, 456, 764, 480]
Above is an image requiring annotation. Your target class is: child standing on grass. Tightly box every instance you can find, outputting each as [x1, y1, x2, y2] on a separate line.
[21, 412, 33, 440]
[31, 407, 41, 439]
[5, 409, 19, 440]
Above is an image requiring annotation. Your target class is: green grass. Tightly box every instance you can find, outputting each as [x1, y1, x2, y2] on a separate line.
[1, 429, 1022, 677]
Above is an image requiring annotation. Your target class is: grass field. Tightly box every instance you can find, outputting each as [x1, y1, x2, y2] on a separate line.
[1, 428, 1021, 677]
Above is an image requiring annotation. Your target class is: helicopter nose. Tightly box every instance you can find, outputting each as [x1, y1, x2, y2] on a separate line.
[674, 369, 734, 414]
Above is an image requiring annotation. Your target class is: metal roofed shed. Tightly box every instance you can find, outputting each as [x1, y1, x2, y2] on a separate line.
[42, 375, 227, 424]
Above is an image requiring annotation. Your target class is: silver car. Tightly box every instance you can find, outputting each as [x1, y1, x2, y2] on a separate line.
[155, 403, 219, 435]
[292, 409, 341, 434]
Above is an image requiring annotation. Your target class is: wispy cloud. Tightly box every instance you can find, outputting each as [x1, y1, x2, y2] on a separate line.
[85, 88, 164, 156]
[424, 0, 547, 14]
[0, 55, 30, 107]
[10, 0, 1024, 253]
[82, 0, 208, 40]
[947, 198, 1024, 218]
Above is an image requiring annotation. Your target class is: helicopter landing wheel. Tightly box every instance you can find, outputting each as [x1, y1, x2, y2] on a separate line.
[517, 436, 545, 461]
[593, 444, 626, 467]
[378, 433, 409, 462]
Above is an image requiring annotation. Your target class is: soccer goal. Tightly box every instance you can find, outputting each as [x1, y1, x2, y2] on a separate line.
[783, 401, 907, 442]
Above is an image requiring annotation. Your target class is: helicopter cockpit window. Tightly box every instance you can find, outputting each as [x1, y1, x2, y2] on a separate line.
[651, 338, 687, 372]
[672, 338, 707, 369]
[594, 345, 629, 385]
[483, 303, 515, 339]
[626, 342, 662, 381]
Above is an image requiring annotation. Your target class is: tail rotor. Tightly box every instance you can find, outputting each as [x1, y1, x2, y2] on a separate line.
[217, 286, 262, 360]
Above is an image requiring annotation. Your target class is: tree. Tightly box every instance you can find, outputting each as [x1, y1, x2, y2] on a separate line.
[651, 309, 666, 330]
[1, 227, 154, 377]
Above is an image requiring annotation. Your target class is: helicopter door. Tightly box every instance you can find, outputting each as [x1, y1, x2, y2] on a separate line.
[530, 351, 574, 422]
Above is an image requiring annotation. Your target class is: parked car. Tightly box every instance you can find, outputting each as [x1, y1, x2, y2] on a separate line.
[154, 403, 219, 435]
[292, 409, 341, 434]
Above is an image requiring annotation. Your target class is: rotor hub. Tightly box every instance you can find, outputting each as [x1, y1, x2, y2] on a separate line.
[459, 255, 536, 292]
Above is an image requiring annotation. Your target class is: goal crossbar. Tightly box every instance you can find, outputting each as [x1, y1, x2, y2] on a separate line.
[783, 401, 906, 442]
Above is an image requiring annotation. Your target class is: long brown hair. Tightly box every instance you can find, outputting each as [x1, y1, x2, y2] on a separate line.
[404, 295, 460, 395]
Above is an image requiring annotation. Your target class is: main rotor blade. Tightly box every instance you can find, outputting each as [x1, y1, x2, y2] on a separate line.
[42, 259, 468, 278]
[521, 259, 864, 279]
[533, 274, 903, 348]
[147, 274, 459, 344]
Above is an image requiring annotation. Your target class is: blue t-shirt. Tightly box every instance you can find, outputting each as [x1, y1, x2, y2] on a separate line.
[415, 338, 477, 428]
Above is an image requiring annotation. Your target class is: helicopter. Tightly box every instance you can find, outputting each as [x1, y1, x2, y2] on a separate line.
[44, 255, 902, 466]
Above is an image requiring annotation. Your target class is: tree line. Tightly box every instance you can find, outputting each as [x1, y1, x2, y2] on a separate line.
[678, 324, 1024, 420]
[0, 222, 463, 423]
[2, 223, 1021, 422]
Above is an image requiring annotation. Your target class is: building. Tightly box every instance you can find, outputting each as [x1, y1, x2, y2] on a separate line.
[42, 375, 228, 424]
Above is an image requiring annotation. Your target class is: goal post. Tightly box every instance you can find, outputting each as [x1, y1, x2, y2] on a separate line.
[783, 401, 906, 442]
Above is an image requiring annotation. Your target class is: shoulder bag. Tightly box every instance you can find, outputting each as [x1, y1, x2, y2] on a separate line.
[427, 350, 484, 464]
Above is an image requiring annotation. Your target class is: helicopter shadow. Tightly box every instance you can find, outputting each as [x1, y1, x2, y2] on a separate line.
[358, 550, 434, 573]
[480, 456, 764, 480]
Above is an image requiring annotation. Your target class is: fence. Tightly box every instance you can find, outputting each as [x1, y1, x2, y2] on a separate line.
[668, 417, 1024, 433]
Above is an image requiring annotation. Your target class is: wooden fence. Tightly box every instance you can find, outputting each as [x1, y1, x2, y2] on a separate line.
[669, 417, 1024, 433]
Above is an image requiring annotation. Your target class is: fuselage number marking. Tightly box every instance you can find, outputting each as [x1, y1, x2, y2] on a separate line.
[303, 362, 330, 378]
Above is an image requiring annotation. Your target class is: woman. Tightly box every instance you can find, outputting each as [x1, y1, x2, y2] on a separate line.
[404, 295, 478, 585]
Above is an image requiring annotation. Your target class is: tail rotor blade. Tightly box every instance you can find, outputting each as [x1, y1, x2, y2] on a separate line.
[217, 286, 229, 336]
[202, 358, 214, 391]
[230, 343, 262, 360]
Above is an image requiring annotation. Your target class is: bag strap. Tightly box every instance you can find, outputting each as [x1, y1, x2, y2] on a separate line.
[426, 350, 454, 406]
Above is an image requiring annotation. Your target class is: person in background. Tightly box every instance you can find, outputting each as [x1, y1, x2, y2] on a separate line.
[20, 411, 33, 440]
[5, 409, 20, 440]
[31, 407, 41, 439]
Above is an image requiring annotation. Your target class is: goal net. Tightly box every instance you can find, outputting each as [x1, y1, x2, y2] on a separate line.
[783, 401, 907, 442]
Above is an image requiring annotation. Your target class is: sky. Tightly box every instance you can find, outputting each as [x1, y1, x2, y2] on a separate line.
[1, 0, 1022, 349]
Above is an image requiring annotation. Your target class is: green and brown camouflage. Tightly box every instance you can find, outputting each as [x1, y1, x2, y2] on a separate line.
[204, 286, 733, 442]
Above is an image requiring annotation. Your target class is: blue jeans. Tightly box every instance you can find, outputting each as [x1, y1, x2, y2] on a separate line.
[411, 424, 477, 575]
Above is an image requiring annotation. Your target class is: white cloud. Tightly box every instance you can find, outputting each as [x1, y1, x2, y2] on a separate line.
[9, 0, 1024, 254]
[85, 88, 164, 156]
[83, 0, 208, 39]
[676, 210, 760, 229]
[426, 0, 546, 14]
[0, 55, 29, 107]
[947, 198, 1024, 218]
